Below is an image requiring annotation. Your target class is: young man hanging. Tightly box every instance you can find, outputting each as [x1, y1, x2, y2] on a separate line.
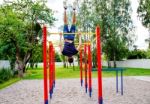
[59, 1, 82, 64]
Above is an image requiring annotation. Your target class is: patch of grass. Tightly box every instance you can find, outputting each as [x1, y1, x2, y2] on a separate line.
[23, 66, 150, 79]
[0, 77, 20, 90]
[124, 68, 150, 76]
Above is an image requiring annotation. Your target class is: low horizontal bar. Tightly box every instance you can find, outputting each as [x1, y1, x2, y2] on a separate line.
[48, 32, 95, 35]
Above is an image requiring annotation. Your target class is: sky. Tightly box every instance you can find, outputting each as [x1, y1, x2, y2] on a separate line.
[0, 0, 149, 50]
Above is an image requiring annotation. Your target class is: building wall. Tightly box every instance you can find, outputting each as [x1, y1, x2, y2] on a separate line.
[0, 60, 10, 69]
[1, 59, 150, 69]
[102, 59, 150, 69]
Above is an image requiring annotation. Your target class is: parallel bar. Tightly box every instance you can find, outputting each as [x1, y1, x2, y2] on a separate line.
[43, 26, 48, 104]
[88, 44, 92, 97]
[49, 42, 52, 99]
[51, 45, 54, 96]
[80, 49, 83, 86]
[121, 70, 123, 95]
[53, 49, 56, 88]
[53, 43, 91, 46]
[116, 70, 118, 93]
[96, 25, 103, 104]
[48, 32, 95, 35]
[84, 44, 88, 93]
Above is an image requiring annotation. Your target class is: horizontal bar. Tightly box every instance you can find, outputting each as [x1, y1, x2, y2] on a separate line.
[48, 32, 95, 35]
[53, 42, 91, 45]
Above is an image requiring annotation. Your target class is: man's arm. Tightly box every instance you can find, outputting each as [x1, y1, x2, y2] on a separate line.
[72, 9, 76, 25]
[77, 33, 82, 51]
[59, 33, 63, 52]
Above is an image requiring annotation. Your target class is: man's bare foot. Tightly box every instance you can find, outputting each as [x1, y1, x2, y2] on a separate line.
[63, 0, 67, 10]
[73, 1, 77, 10]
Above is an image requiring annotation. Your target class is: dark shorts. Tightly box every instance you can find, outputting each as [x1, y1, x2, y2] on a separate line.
[63, 25, 76, 40]
[62, 42, 78, 57]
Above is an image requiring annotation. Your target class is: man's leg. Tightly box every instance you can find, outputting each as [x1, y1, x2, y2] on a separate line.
[72, 1, 77, 25]
[64, 1, 68, 25]
[72, 7, 76, 25]
[63, 3, 69, 39]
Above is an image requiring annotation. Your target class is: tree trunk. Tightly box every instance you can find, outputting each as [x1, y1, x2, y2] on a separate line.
[107, 60, 111, 68]
[113, 52, 116, 68]
[16, 59, 25, 78]
[16, 51, 31, 77]
[73, 61, 75, 71]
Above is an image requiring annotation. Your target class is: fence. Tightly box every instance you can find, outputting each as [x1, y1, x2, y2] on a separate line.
[1, 59, 150, 69]
[102, 59, 150, 69]
[0, 60, 10, 69]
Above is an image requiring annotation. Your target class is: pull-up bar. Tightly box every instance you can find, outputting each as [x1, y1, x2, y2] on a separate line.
[43, 25, 103, 104]
[48, 32, 95, 35]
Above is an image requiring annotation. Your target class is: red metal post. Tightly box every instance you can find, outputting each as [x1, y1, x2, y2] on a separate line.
[53, 49, 55, 87]
[49, 42, 52, 99]
[79, 49, 83, 86]
[88, 43, 92, 97]
[43, 26, 48, 104]
[51, 45, 54, 94]
[96, 25, 103, 104]
[84, 44, 88, 93]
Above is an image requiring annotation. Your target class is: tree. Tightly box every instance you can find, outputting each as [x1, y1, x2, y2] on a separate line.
[77, 0, 134, 67]
[138, 0, 150, 49]
[137, 0, 150, 29]
[0, 0, 55, 77]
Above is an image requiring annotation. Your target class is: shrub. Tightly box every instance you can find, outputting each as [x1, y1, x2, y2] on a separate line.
[0, 68, 13, 83]
[146, 49, 150, 59]
[127, 50, 147, 59]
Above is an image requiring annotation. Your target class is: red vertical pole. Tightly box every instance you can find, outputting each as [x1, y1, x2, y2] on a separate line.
[84, 44, 88, 93]
[49, 42, 52, 99]
[51, 45, 54, 93]
[43, 26, 48, 104]
[96, 26, 103, 104]
[88, 43, 92, 97]
[53, 49, 55, 87]
[79, 49, 83, 86]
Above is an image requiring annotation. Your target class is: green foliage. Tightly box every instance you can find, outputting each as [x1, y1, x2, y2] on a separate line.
[23, 67, 150, 79]
[127, 50, 147, 59]
[0, 68, 13, 83]
[0, 0, 55, 75]
[77, 0, 134, 67]
[146, 49, 150, 58]
[137, 0, 150, 28]
[0, 78, 20, 89]
[55, 52, 62, 62]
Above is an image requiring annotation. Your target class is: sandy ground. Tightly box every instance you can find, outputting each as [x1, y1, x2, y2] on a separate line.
[0, 77, 150, 104]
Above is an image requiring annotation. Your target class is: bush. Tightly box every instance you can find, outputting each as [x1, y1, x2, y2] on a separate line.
[127, 50, 147, 59]
[0, 68, 13, 83]
[146, 49, 150, 59]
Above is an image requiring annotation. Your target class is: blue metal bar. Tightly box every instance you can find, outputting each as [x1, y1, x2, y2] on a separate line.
[81, 79, 83, 86]
[85, 84, 88, 93]
[121, 69, 123, 95]
[116, 69, 118, 93]
[45, 100, 48, 104]
[89, 88, 92, 97]
[50, 89, 53, 99]
[53, 80, 55, 88]
[99, 97, 103, 104]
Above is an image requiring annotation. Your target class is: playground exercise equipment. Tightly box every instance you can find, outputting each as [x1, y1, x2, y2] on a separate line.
[43, 26, 56, 104]
[102, 68, 125, 95]
[80, 42, 92, 97]
[48, 32, 95, 35]
[43, 25, 103, 104]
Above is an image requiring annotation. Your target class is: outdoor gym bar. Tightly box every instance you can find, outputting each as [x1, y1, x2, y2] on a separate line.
[48, 32, 95, 35]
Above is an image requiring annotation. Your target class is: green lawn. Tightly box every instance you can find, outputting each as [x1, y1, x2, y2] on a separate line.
[23, 66, 150, 79]
[0, 77, 20, 90]
[0, 66, 150, 89]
